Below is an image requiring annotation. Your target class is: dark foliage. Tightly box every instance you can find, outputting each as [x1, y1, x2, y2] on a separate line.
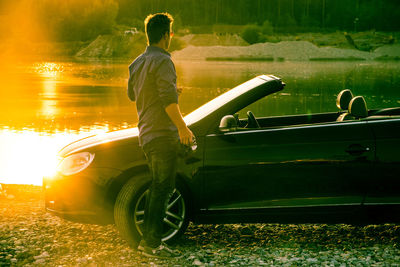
[2, 0, 399, 42]
[241, 25, 262, 44]
[117, 0, 400, 33]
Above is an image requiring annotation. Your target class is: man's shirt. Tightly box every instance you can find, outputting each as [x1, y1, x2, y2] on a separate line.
[127, 46, 179, 146]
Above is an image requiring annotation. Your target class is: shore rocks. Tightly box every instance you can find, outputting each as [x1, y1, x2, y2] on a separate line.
[0, 185, 399, 266]
[172, 41, 400, 61]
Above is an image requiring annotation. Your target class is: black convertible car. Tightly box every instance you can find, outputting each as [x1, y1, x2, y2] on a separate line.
[44, 75, 400, 247]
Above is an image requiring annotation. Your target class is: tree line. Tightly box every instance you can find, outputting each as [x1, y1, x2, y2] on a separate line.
[118, 0, 400, 32]
[2, 0, 399, 42]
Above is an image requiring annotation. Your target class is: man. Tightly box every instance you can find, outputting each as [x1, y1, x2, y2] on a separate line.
[127, 13, 194, 258]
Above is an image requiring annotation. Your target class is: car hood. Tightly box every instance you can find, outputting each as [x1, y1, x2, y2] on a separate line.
[58, 127, 139, 157]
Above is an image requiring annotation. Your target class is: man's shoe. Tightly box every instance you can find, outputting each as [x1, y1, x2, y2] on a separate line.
[137, 240, 147, 252]
[138, 240, 181, 259]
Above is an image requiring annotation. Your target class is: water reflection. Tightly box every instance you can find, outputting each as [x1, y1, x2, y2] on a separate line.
[0, 60, 399, 185]
[41, 79, 59, 118]
[2, 60, 400, 132]
[34, 62, 64, 78]
[36, 63, 63, 119]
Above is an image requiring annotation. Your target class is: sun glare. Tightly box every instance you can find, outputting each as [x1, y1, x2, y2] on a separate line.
[0, 125, 110, 186]
[38, 63, 63, 118]
[34, 62, 64, 78]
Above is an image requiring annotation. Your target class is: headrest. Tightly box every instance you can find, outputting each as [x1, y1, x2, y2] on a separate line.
[349, 96, 368, 118]
[336, 89, 353, 110]
[219, 115, 237, 131]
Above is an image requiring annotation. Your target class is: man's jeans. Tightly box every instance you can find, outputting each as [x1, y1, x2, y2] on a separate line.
[142, 136, 179, 248]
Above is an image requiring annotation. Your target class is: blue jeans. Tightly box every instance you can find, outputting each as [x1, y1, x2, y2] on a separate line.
[142, 136, 179, 247]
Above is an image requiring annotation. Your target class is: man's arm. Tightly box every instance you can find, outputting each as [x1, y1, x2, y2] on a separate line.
[155, 58, 193, 145]
[165, 103, 194, 146]
[127, 69, 136, 102]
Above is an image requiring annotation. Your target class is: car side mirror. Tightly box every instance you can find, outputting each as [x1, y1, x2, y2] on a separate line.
[219, 115, 238, 132]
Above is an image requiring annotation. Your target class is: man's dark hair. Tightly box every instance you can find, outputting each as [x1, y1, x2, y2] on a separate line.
[145, 13, 174, 45]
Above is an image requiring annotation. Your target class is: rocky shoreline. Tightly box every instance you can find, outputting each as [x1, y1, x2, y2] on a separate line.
[172, 42, 400, 62]
[3, 31, 400, 62]
[1, 184, 399, 266]
[73, 31, 400, 61]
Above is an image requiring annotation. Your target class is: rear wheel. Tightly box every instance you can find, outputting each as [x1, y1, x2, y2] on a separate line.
[114, 174, 189, 248]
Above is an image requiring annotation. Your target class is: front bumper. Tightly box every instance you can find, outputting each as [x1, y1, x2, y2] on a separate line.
[43, 167, 122, 224]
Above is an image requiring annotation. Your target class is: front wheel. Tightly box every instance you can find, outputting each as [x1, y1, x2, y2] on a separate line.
[114, 174, 189, 248]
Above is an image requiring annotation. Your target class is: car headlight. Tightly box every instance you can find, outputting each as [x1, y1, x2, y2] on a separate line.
[58, 152, 95, 176]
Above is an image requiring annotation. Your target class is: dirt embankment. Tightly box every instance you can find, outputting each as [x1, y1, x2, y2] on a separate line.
[2, 31, 399, 61]
[172, 41, 400, 61]
[73, 31, 400, 61]
[1, 184, 399, 266]
[172, 31, 400, 61]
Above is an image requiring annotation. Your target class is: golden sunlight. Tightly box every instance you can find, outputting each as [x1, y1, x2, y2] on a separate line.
[34, 62, 65, 78]
[0, 126, 110, 186]
[36, 62, 64, 118]
[41, 79, 59, 118]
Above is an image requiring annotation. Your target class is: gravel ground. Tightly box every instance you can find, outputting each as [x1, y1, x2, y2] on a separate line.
[1, 185, 399, 266]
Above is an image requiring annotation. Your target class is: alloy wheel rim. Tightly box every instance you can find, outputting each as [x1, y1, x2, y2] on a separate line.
[134, 188, 186, 242]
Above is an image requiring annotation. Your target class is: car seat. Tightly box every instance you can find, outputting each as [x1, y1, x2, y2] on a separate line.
[349, 96, 368, 118]
[336, 89, 353, 110]
[337, 96, 368, 121]
[336, 89, 353, 121]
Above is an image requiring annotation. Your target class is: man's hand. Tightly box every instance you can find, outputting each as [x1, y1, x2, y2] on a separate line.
[165, 103, 195, 146]
[178, 125, 194, 146]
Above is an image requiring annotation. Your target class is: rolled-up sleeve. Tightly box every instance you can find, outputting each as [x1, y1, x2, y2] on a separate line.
[155, 58, 178, 108]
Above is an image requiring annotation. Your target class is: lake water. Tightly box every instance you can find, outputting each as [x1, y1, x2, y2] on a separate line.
[1, 59, 400, 185]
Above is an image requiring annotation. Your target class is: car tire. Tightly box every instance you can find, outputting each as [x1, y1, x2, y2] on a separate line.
[114, 173, 189, 248]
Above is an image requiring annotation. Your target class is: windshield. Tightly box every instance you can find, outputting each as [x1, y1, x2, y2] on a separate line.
[184, 76, 269, 125]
